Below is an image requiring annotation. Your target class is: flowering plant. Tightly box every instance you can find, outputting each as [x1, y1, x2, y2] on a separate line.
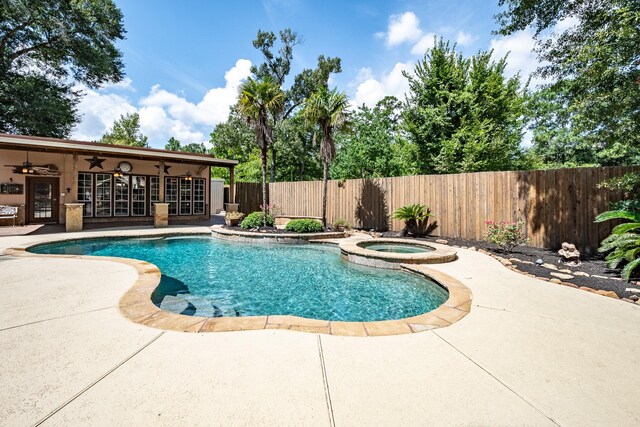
[260, 203, 282, 217]
[484, 220, 530, 253]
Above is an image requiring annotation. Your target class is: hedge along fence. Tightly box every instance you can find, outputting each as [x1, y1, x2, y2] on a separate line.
[235, 165, 640, 253]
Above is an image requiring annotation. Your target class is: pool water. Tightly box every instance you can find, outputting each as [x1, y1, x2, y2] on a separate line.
[364, 243, 433, 254]
[31, 236, 448, 322]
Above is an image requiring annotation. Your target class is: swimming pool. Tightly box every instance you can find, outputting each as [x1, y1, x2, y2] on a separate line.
[30, 236, 449, 322]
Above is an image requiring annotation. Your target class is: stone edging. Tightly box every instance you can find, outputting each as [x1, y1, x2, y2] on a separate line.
[211, 226, 347, 243]
[4, 234, 472, 336]
[339, 238, 457, 269]
[477, 248, 639, 304]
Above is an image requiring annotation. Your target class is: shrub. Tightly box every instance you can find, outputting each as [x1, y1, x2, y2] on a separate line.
[484, 220, 530, 253]
[225, 211, 244, 220]
[392, 204, 433, 237]
[595, 209, 640, 281]
[333, 218, 351, 231]
[285, 219, 323, 233]
[240, 211, 274, 229]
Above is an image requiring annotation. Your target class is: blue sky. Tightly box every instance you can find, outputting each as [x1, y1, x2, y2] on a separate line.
[72, 0, 543, 148]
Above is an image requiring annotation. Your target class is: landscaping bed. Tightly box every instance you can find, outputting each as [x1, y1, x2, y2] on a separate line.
[379, 231, 640, 302]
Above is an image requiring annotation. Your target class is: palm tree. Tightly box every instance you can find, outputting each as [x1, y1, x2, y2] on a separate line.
[237, 76, 284, 226]
[303, 87, 350, 228]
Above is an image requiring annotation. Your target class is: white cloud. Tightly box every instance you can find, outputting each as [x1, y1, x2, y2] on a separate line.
[410, 33, 436, 55]
[72, 59, 252, 148]
[352, 62, 413, 107]
[386, 12, 423, 46]
[455, 31, 476, 46]
[489, 29, 546, 87]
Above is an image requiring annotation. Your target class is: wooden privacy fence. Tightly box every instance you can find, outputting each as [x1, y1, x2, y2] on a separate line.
[235, 166, 640, 253]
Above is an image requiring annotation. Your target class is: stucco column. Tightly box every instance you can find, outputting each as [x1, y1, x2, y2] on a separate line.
[154, 202, 169, 228]
[65, 203, 83, 232]
[71, 154, 78, 202]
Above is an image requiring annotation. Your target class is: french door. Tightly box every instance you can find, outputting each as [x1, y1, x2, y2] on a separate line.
[27, 177, 59, 224]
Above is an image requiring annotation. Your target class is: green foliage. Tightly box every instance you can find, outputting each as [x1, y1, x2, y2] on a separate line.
[100, 113, 149, 147]
[332, 97, 416, 179]
[392, 204, 433, 237]
[483, 220, 530, 253]
[598, 173, 640, 211]
[285, 219, 323, 233]
[0, 0, 125, 137]
[165, 137, 181, 151]
[225, 211, 244, 220]
[402, 39, 527, 174]
[240, 211, 274, 229]
[333, 218, 351, 230]
[497, 0, 640, 166]
[595, 209, 640, 280]
[303, 87, 351, 227]
[238, 75, 284, 226]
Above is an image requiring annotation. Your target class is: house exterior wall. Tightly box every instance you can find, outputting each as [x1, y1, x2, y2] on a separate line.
[0, 148, 211, 225]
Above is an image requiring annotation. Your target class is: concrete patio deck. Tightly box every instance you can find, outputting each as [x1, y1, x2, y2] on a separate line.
[0, 227, 639, 426]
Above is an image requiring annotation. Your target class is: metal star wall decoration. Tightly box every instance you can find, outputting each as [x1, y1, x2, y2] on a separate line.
[155, 163, 171, 174]
[85, 156, 106, 169]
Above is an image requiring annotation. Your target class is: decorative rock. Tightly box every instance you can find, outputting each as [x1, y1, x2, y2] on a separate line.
[535, 258, 544, 266]
[550, 272, 574, 280]
[573, 271, 590, 277]
[508, 257, 521, 263]
[579, 286, 598, 293]
[591, 274, 609, 279]
[500, 259, 512, 266]
[559, 268, 572, 274]
[435, 239, 449, 244]
[538, 277, 550, 281]
[549, 278, 562, 284]
[561, 282, 579, 288]
[520, 260, 534, 265]
[596, 290, 619, 299]
[468, 246, 477, 251]
[629, 295, 639, 301]
[621, 298, 635, 303]
[558, 242, 581, 266]
[541, 263, 558, 271]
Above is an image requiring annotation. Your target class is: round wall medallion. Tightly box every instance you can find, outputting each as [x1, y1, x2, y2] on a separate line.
[118, 161, 132, 172]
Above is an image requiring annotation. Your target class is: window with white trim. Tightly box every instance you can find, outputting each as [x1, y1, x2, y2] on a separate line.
[78, 173, 93, 217]
[114, 175, 129, 216]
[165, 177, 179, 215]
[193, 178, 205, 214]
[132, 176, 146, 216]
[179, 178, 192, 215]
[95, 174, 112, 217]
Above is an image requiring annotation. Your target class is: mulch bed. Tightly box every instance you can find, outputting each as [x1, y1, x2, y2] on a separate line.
[378, 231, 640, 303]
[221, 225, 341, 235]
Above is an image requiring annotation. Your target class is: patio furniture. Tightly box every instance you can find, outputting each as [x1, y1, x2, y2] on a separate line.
[0, 205, 18, 226]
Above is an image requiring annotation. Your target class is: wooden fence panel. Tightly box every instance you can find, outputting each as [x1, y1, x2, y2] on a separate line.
[234, 166, 640, 252]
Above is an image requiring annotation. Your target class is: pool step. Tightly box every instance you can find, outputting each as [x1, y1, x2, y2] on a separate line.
[159, 295, 190, 314]
[181, 295, 222, 317]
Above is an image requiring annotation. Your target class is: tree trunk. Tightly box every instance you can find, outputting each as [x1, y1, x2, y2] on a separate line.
[322, 159, 328, 229]
[270, 146, 276, 183]
[261, 145, 269, 227]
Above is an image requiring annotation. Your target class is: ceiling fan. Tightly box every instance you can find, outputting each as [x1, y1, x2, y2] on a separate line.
[3, 161, 60, 175]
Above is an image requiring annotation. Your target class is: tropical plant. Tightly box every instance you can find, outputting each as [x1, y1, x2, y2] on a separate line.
[484, 220, 530, 253]
[303, 87, 350, 227]
[392, 204, 433, 237]
[237, 76, 284, 226]
[595, 209, 640, 281]
[240, 211, 274, 229]
[285, 219, 323, 233]
[333, 218, 351, 231]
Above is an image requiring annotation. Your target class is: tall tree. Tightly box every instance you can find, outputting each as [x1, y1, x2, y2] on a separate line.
[210, 105, 261, 183]
[332, 96, 415, 179]
[250, 29, 342, 181]
[100, 113, 149, 148]
[303, 87, 350, 228]
[0, 0, 126, 137]
[165, 137, 181, 151]
[496, 0, 640, 165]
[403, 39, 527, 174]
[237, 76, 284, 226]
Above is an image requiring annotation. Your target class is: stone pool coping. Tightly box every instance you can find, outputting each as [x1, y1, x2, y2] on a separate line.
[211, 226, 347, 243]
[3, 232, 472, 337]
[339, 238, 458, 269]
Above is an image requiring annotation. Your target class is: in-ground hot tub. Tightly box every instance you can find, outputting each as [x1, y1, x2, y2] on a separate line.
[339, 238, 457, 269]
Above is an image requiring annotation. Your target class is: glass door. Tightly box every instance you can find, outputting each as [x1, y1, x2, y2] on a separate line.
[27, 177, 59, 223]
